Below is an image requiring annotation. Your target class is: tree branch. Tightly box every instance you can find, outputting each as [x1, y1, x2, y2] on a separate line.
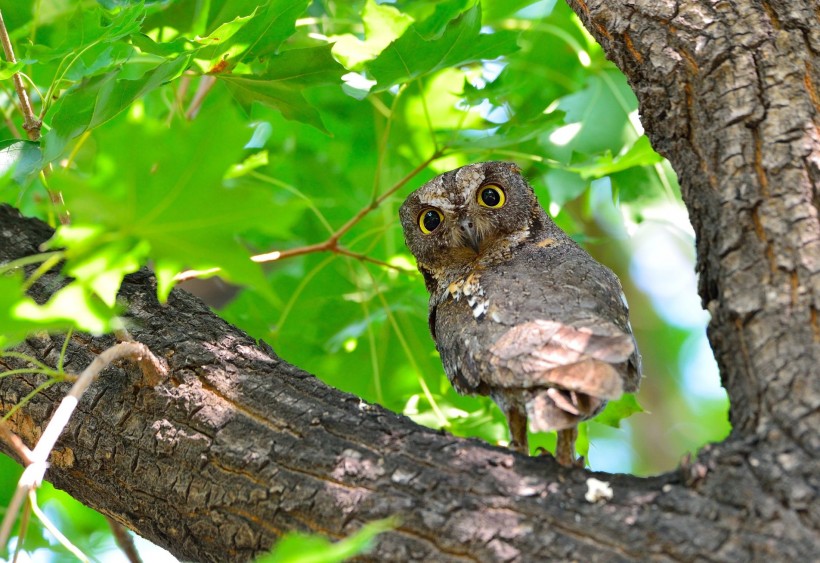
[566, 0, 820, 447]
[0, 8, 69, 225]
[0, 204, 815, 562]
[0, 10, 40, 140]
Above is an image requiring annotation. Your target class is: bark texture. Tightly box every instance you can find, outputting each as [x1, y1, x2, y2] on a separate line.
[1, 0, 819, 560]
[568, 0, 820, 442]
[0, 205, 814, 562]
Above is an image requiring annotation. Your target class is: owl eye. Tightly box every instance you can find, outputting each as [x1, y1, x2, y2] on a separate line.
[478, 184, 505, 208]
[418, 208, 443, 234]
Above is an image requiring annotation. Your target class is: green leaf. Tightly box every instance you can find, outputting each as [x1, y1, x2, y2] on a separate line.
[555, 70, 638, 155]
[576, 420, 590, 462]
[0, 61, 24, 80]
[0, 273, 44, 349]
[48, 227, 150, 307]
[259, 45, 345, 86]
[221, 76, 325, 131]
[212, 0, 311, 65]
[220, 46, 343, 131]
[42, 55, 192, 163]
[46, 100, 282, 302]
[450, 113, 564, 151]
[0, 140, 42, 185]
[367, 4, 519, 91]
[24, 3, 144, 62]
[63, 42, 136, 81]
[256, 518, 397, 563]
[482, 0, 555, 22]
[331, 0, 415, 69]
[544, 168, 587, 206]
[594, 394, 645, 428]
[12, 281, 121, 337]
[130, 33, 194, 58]
[568, 136, 663, 179]
[400, 0, 471, 38]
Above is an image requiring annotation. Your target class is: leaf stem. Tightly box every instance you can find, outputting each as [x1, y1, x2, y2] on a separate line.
[0, 251, 64, 274]
[20, 253, 63, 291]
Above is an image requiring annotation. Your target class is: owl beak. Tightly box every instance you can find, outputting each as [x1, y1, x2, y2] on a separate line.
[459, 218, 481, 254]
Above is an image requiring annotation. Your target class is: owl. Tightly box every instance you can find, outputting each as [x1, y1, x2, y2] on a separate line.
[399, 162, 641, 466]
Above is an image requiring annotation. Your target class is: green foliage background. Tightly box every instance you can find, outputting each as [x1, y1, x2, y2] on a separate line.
[0, 0, 730, 559]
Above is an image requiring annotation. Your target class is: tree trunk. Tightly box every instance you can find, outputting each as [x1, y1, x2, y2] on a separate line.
[1, 0, 818, 560]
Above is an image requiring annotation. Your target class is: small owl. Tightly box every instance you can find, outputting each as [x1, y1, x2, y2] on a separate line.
[399, 162, 641, 466]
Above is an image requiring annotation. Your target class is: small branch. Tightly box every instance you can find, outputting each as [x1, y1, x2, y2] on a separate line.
[0, 9, 69, 225]
[11, 498, 30, 563]
[335, 247, 413, 272]
[185, 75, 217, 120]
[0, 10, 40, 140]
[107, 517, 142, 563]
[335, 149, 444, 244]
[0, 341, 167, 548]
[0, 419, 32, 464]
[252, 240, 333, 263]
[252, 150, 443, 268]
[28, 490, 89, 562]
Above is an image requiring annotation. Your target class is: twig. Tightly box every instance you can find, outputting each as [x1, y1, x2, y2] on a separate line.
[0, 342, 167, 548]
[252, 150, 443, 267]
[28, 489, 88, 562]
[335, 247, 412, 271]
[11, 497, 31, 563]
[185, 75, 216, 120]
[0, 10, 40, 140]
[0, 419, 32, 464]
[167, 74, 191, 125]
[0, 8, 69, 224]
[106, 516, 142, 563]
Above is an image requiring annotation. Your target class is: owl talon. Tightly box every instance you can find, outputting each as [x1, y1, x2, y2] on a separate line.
[505, 408, 529, 455]
[556, 427, 578, 468]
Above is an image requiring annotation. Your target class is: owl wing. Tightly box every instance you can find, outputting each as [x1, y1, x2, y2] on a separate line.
[433, 239, 641, 431]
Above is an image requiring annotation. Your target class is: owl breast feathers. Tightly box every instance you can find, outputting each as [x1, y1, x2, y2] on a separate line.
[399, 162, 641, 458]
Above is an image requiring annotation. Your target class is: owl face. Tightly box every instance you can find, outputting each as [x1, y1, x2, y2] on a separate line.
[399, 162, 540, 273]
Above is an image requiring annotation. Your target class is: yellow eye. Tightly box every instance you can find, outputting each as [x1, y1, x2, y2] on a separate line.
[478, 184, 505, 208]
[418, 208, 443, 234]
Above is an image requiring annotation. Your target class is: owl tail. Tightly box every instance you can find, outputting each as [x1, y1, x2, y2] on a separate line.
[525, 359, 622, 432]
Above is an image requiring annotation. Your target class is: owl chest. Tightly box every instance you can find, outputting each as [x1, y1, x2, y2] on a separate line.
[431, 272, 519, 395]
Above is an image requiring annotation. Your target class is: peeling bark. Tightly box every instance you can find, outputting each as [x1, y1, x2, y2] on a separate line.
[1, 0, 819, 560]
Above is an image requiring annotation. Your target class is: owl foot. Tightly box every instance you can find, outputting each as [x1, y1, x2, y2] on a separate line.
[533, 445, 585, 468]
[555, 427, 579, 468]
[505, 407, 529, 455]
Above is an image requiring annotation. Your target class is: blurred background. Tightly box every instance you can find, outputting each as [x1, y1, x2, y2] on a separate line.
[0, 0, 730, 560]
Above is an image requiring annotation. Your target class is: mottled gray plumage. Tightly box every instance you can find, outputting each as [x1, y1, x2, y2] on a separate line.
[399, 162, 641, 464]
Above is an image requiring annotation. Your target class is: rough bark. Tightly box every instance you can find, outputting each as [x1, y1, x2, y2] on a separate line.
[0, 205, 814, 562]
[1, 0, 818, 560]
[567, 0, 820, 443]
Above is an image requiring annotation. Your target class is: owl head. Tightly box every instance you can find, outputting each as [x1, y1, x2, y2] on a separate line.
[399, 162, 547, 276]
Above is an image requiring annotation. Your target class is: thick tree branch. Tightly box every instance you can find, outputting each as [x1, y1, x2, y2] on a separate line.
[0, 203, 816, 561]
[567, 0, 820, 446]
